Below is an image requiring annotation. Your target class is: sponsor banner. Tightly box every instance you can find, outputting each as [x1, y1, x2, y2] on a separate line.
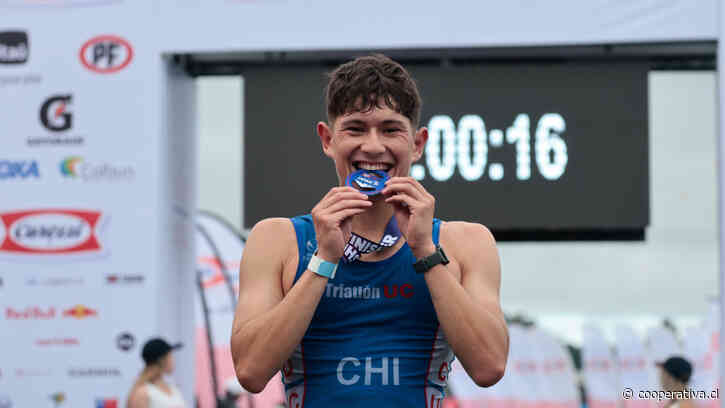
[0, 209, 108, 260]
[0, 4, 188, 408]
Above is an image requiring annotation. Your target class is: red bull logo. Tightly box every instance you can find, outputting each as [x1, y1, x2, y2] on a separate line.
[62, 304, 97, 319]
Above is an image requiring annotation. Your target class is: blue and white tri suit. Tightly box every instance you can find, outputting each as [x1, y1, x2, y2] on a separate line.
[282, 215, 455, 407]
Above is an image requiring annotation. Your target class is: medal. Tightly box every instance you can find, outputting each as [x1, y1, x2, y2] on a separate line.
[345, 169, 389, 196]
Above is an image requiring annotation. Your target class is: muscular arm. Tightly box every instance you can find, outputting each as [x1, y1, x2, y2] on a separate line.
[230, 218, 329, 393]
[416, 222, 508, 387]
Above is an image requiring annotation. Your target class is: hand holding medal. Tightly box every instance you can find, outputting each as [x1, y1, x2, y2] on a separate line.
[381, 176, 436, 258]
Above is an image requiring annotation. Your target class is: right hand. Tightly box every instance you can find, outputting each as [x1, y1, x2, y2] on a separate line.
[311, 187, 372, 262]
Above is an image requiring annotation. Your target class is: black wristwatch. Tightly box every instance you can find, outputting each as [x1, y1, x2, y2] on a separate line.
[413, 245, 450, 274]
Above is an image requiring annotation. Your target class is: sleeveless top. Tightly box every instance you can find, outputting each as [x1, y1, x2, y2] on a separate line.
[282, 215, 455, 408]
[145, 382, 186, 408]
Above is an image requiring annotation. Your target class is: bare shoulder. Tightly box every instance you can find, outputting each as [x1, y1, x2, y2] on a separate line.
[128, 385, 149, 408]
[244, 217, 298, 265]
[439, 220, 500, 286]
[439, 221, 497, 255]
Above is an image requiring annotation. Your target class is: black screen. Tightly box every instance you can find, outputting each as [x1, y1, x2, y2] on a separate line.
[244, 62, 649, 233]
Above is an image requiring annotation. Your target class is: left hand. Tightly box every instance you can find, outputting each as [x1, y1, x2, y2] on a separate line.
[382, 177, 436, 257]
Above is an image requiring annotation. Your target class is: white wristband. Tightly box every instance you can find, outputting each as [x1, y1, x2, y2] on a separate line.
[307, 253, 338, 279]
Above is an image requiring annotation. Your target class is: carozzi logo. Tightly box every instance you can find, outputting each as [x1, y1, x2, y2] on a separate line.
[80, 35, 132, 74]
[0, 31, 28, 64]
[40, 94, 72, 132]
[0, 209, 107, 258]
[0, 160, 39, 180]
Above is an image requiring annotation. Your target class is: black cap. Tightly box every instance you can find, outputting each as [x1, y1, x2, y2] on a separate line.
[141, 337, 182, 365]
[656, 356, 693, 383]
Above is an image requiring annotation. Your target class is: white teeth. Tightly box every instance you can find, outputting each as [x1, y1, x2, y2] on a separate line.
[355, 162, 392, 171]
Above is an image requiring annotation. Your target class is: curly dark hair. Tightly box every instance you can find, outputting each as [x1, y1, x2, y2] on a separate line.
[325, 54, 422, 128]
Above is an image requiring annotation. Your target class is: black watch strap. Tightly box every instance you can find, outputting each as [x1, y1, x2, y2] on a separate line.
[413, 245, 450, 274]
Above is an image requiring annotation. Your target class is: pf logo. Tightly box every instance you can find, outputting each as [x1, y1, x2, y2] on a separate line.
[40, 94, 73, 132]
[80, 35, 133, 74]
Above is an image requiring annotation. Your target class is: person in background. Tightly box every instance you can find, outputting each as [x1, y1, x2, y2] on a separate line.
[127, 337, 187, 408]
[657, 356, 694, 408]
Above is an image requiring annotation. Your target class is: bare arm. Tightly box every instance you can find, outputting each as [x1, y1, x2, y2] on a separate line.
[230, 218, 328, 393]
[417, 222, 509, 387]
[231, 188, 371, 393]
[382, 177, 509, 386]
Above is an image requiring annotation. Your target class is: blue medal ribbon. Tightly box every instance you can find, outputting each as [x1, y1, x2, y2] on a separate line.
[342, 217, 402, 263]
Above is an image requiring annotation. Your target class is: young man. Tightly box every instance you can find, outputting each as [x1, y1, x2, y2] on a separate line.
[231, 54, 508, 407]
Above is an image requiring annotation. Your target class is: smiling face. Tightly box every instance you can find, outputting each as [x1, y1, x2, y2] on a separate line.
[318, 103, 428, 187]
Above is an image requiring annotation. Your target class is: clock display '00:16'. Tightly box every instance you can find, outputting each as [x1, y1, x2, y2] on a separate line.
[411, 113, 568, 182]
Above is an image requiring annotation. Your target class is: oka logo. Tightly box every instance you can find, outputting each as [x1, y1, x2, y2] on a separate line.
[0, 30, 28, 64]
[0, 160, 39, 180]
[40, 95, 73, 132]
[80, 35, 133, 74]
